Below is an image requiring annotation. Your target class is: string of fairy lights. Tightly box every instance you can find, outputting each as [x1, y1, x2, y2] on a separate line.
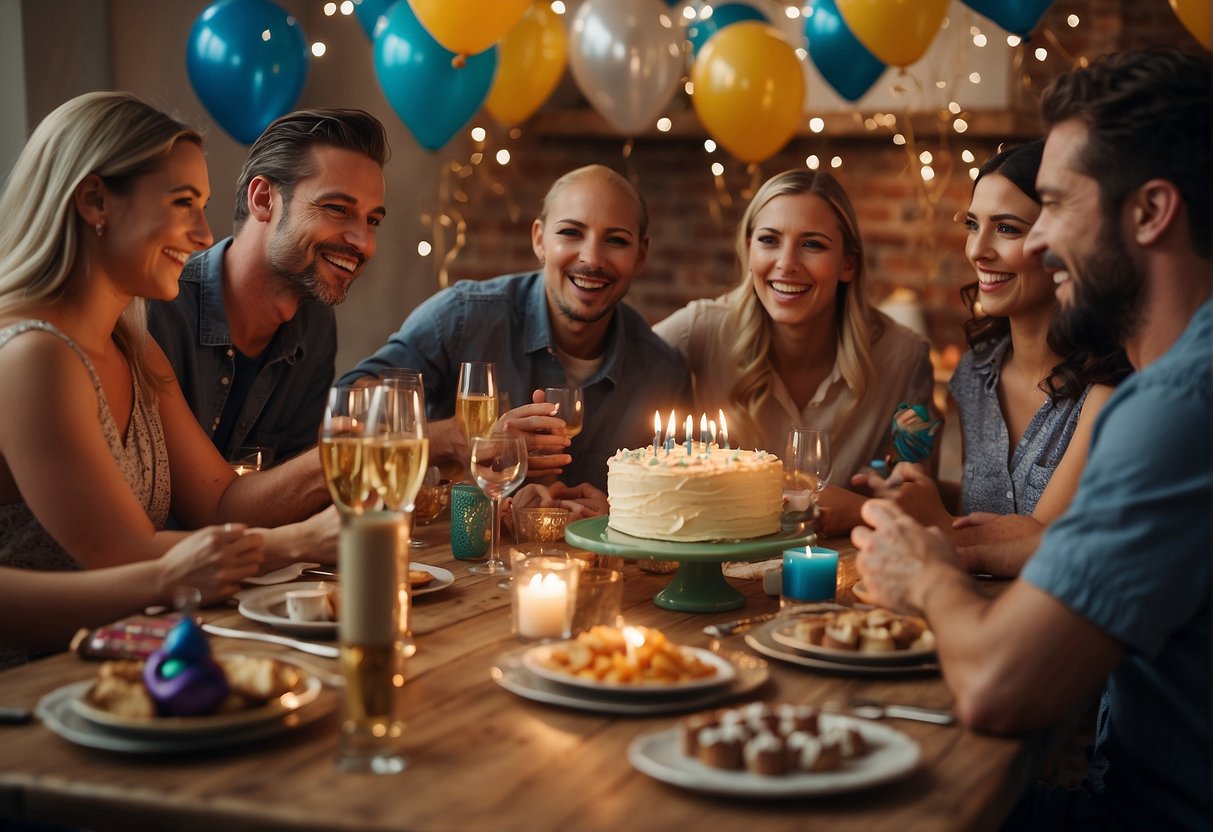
[304, 1, 1087, 279]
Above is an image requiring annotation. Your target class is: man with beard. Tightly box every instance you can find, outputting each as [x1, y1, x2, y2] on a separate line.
[150, 109, 387, 466]
[851, 48, 1210, 831]
[340, 165, 689, 490]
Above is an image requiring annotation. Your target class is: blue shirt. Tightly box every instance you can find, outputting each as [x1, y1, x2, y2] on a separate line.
[1022, 300, 1212, 831]
[339, 272, 691, 490]
[148, 238, 337, 465]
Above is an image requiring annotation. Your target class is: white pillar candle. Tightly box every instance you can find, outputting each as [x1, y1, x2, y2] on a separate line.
[517, 573, 569, 639]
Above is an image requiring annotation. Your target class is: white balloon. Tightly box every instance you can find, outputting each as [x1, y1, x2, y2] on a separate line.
[568, 0, 685, 135]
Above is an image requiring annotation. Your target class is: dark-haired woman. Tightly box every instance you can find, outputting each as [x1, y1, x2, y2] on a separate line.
[861, 140, 1132, 575]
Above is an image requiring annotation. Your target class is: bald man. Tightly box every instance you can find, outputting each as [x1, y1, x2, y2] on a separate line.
[339, 165, 690, 490]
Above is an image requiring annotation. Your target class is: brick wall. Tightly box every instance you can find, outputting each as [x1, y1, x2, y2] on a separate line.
[444, 0, 1196, 356]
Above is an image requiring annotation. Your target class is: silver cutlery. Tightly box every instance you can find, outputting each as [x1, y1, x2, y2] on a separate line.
[201, 624, 339, 659]
[703, 602, 847, 637]
[840, 698, 956, 725]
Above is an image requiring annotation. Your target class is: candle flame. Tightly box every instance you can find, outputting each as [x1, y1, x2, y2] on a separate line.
[654, 410, 661, 434]
[699, 412, 707, 432]
[666, 409, 676, 440]
[709, 419, 717, 444]
[684, 415, 693, 440]
[718, 409, 728, 444]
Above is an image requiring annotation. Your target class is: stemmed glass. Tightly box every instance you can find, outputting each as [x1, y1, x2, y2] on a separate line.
[543, 387, 585, 438]
[365, 382, 430, 516]
[457, 362, 499, 441]
[784, 428, 832, 512]
[468, 432, 528, 575]
[319, 385, 377, 516]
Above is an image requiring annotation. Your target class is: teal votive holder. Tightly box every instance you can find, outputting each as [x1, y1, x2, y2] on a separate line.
[781, 547, 839, 606]
[450, 484, 491, 560]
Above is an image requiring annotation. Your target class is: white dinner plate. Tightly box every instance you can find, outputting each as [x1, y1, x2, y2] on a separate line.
[769, 621, 936, 666]
[238, 564, 455, 637]
[522, 643, 736, 695]
[745, 621, 939, 676]
[628, 714, 920, 798]
[37, 680, 336, 754]
[70, 655, 322, 736]
[492, 648, 768, 715]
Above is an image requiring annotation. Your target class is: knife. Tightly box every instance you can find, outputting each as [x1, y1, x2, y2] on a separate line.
[703, 611, 783, 637]
[201, 624, 339, 659]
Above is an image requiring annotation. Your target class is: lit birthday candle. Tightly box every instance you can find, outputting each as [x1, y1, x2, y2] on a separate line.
[684, 415, 693, 456]
[719, 410, 729, 449]
[664, 410, 676, 455]
[652, 410, 661, 456]
[699, 413, 708, 449]
[709, 419, 717, 448]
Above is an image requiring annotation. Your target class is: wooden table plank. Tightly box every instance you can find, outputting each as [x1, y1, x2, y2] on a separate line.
[0, 522, 1037, 832]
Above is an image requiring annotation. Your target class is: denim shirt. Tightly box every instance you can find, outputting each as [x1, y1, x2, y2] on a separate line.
[148, 237, 336, 464]
[339, 272, 691, 489]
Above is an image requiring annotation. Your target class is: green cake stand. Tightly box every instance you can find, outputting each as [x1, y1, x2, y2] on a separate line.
[565, 516, 815, 613]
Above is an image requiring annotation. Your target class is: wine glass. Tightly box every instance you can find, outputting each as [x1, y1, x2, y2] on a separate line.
[456, 362, 499, 440]
[785, 428, 832, 509]
[319, 385, 377, 516]
[468, 432, 528, 575]
[380, 368, 427, 414]
[365, 383, 430, 515]
[543, 387, 585, 438]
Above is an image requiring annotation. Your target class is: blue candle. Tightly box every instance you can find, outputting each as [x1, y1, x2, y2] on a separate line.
[781, 547, 839, 604]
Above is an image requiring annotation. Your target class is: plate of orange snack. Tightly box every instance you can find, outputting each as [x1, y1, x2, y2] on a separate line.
[522, 625, 736, 695]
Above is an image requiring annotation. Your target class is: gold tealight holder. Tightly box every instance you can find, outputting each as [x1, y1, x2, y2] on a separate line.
[511, 506, 572, 544]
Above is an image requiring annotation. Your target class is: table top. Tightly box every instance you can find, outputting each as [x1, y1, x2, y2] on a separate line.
[0, 520, 1037, 832]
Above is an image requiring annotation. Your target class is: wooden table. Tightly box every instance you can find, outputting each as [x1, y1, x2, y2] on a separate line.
[0, 522, 1041, 832]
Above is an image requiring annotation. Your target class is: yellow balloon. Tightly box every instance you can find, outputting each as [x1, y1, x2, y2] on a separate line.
[836, 0, 948, 68]
[691, 22, 805, 164]
[1169, 0, 1211, 50]
[408, 0, 531, 59]
[486, 2, 568, 126]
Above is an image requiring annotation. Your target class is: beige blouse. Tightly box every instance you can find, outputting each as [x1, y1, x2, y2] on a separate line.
[0, 320, 170, 667]
[654, 295, 937, 481]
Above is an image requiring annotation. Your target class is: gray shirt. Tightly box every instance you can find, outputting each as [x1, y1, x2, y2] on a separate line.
[949, 336, 1090, 515]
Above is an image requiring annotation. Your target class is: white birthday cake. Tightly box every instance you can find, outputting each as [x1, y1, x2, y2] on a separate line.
[606, 445, 783, 542]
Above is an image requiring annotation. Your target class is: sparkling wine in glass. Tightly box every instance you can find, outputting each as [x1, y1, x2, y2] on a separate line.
[785, 428, 832, 510]
[366, 382, 430, 514]
[319, 386, 377, 516]
[468, 432, 528, 575]
[456, 362, 499, 440]
[543, 387, 585, 438]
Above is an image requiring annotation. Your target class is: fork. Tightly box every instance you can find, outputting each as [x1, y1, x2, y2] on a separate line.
[840, 697, 956, 725]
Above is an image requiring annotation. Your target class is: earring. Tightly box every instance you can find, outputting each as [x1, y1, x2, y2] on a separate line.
[95, 221, 104, 238]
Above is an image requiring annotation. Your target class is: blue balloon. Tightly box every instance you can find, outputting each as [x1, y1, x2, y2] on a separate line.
[960, 0, 1054, 37]
[373, 1, 497, 152]
[687, 3, 768, 55]
[186, 0, 308, 145]
[353, 0, 392, 40]
[805, 0, 886, 102]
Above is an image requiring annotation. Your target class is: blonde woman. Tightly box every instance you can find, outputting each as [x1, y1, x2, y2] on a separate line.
[0, 92, 333, 665]
[655, 170, 936, 533]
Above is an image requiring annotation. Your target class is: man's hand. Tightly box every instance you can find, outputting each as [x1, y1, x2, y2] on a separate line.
[853, 462, 953, 531]
[493, 389, 572, 477]
[850, 499, 962, 613]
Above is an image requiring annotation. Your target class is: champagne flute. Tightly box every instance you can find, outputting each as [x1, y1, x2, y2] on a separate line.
[468, 432, 528, 575]
[380, 367, 427, 415]
[319, 385, 377, 516]
[456, 362, 499, 440]
[365, 382, 430, 516]
[543, 387, 585, 438]
[785, 428, 832, 508]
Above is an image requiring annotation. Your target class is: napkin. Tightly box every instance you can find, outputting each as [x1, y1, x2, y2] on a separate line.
[242, 562, 323, 586]
[722, 558, 781, 580]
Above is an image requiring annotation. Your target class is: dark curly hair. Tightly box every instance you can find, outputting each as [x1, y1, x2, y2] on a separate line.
[961, 141, 1132, 401]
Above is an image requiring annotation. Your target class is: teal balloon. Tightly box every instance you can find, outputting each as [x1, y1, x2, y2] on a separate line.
[687, 3, 768, 55]
[353, 0, 392, 40]
[373, 1, 497, 151]
[960, 0, 1054, 36]
[805, 0, 886, 102]
[186, 0, 309, 145]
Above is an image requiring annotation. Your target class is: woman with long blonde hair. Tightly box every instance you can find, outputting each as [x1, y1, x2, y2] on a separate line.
[0, 92, 332, 666]
[655, 170, 936, 532]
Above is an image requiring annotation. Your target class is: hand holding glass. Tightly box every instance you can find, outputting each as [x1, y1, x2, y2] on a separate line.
[543, 387, 585, 438]
[468, 433, 528, 575]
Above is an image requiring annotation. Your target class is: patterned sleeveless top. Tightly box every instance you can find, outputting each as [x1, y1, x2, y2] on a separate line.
[0, 320, 170, 667]
[949, 335, 1091, 516]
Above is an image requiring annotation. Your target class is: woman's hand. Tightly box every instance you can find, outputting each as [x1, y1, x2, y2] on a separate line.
[547, 481, 608, 519]
[156, 524, 264, 605]
[856, 462, 954, 531]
